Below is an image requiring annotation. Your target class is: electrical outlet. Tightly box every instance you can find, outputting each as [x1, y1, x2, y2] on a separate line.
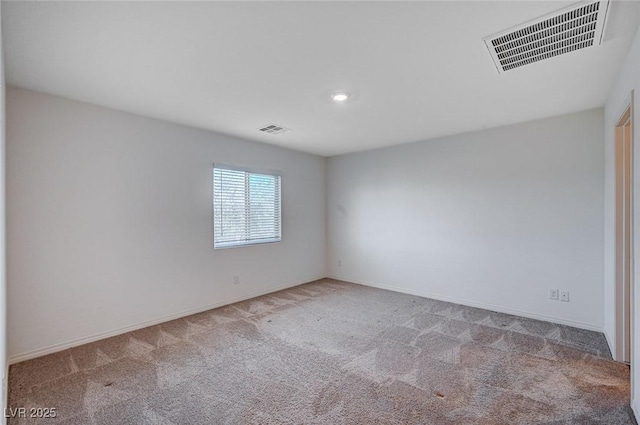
[233, 275, 240, 285]
[338, 260, 342, 267]
[560, 291, 569, 302]
[549, 289, 559, 300]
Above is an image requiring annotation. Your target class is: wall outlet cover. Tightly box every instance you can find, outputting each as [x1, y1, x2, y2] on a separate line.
[549, 289, 559, 300]
[560, 291, 569, 302]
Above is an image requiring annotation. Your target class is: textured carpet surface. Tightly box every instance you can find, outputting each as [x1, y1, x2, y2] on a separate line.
[8, 279, 634, 424]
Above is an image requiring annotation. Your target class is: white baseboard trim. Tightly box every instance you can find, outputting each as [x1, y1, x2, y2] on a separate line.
[8, 276, 324, 365]
[8, 275, 607, 364]
[329, 275, 603, 333]
[603, 328, 617, 360]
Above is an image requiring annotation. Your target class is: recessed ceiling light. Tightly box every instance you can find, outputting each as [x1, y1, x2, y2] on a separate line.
[331, 92, 349, 103]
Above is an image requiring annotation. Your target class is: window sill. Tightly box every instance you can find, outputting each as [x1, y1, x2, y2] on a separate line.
[214, 238, 282, 250]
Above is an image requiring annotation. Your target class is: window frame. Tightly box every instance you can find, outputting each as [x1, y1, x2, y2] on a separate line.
[213, 163, 282, 249]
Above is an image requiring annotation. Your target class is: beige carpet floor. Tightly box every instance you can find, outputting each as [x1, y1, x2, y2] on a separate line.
[8, 279, 634, 424]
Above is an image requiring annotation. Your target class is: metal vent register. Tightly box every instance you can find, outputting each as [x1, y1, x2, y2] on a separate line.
[258, 124, 291, 135]
[484, 0, 610, 73]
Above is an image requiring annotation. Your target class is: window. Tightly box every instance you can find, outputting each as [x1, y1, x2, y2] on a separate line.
[213, 164, 281, 249]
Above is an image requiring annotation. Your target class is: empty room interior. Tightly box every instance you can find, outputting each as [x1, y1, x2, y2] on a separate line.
[2, 0, 640, 423]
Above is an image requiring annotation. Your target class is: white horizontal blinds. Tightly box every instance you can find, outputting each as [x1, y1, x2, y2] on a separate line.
[214, 168, 247, 246]
[213, 166, 281, 248]
[248, 173, 281, 241]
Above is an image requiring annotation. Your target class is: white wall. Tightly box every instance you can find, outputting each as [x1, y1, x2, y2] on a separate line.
[6, 87, 326, 362]
[0, 2, 7, 421]
[604, 25, 640, 415]
[327, 109, 605, 330]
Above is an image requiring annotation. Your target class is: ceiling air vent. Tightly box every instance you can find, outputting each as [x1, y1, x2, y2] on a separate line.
[484, 0, 610, 73]
[258, 124, 291, 135]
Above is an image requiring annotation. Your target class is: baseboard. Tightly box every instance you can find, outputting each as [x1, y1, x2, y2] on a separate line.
[603, 328, 617, 360]
[7, 274, 606, 364]
[8, 276, 324, 365]
[633, 398, 639, 424]
[329, 275, 603, 332]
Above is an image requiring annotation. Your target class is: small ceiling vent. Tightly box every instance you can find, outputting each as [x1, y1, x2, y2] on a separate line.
[258, 124, 291, 135]
[484, 0, 610, 73]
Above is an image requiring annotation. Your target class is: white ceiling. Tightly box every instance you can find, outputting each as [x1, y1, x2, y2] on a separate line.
[4, 1, 640, 157]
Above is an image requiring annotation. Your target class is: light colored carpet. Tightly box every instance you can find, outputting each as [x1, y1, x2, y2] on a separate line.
[8, 279, 633, 424]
